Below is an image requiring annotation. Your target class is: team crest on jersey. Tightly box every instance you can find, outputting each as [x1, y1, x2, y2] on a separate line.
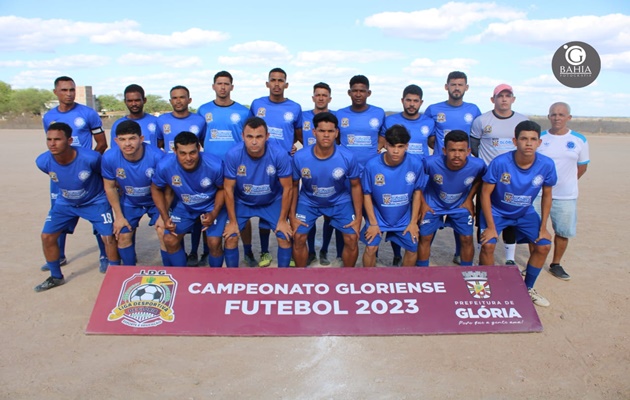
[256, 108, 266, 118]
[237, 165, 247, 176]
[78, 170, 91, 181]
[145, 168, 155, 178]
[464, 113, 474, 123]
[347, 135, 355, 145]
[405, 171, 416, 184]
[301, 168, 312, 179]
[74, 117, 86, 128]
[107, 271, 177, 328]
[243, 184, 252, 194]
[341, 118, 350, 128]
[205, 112, 213, 123]
[436, 113, 446, 123]
[566, 141, 576, 150]
[532, 175, 544, 188]
[200, 177, 211, 188]
[421, 125, 430, 136]
[464, 176, 475, 186]
[500, 173, 511, 184]
[492, 138, 500, 147]
[148, 123, 157, 133]
[433, 174, 443, 185]
[369, 118, 380, 129]
[383, 194, 392, 205]
[332, 168, 345, 180]
[163, 124, 171, 134]
[462, 271, 491, 299]
[266, 165, 276, 176]
[230, 113, 241, 123]
[284, 112, 294, 122]
[190, 125, 200, 134]
[484, 125, 492, 134]
[172, 175, 182, 187]
[303, 121, 311, 131]
[116, 168, 127, 179]
[49, 171, 58, 182]
[375, 173, 385, 186]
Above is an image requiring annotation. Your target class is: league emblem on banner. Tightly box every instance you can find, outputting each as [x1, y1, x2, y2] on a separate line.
[462, 271, 491, 299]
[107, 272, 177, 328]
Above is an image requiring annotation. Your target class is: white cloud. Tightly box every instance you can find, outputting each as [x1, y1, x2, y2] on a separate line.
[292, 50, 404, 67]
[0, 55, 110, 69]
[91, 27, 229, 49]
[218, 41, 292, 66]
[601, 51, 630, 73]
[403, 57, 480, 78]
[116, 53, 203, 68]
[364, 2, 525, 40]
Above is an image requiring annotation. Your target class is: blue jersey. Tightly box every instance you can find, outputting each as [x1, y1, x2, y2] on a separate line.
[424, 101, 481, 152]
[336, 105, 385, 166]
[382, 113, 434, 158]
[224, 142, 292, 206]
[197, 100, 249, 160]
[156, 112, 206, 153]
[483, 152, 557, 219]
[153, 152, 224, 214]
[110, 113, 159, 150]
[101, 143, 165, 207]
[249, 97, 302, 153]
[36, 147, 107, 207]
[43, 103, 103, 149]
[301, 110, 336, 148]
[292, 145, 361, 208]
[362, 153, 427, 231]
[423, 154, 486, 213]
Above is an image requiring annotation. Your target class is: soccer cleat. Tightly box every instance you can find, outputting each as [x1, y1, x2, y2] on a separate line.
[549, 264, 571, 281]
[290, 258, 296, 267]
[452, 254, 461, 265]
[307, 253, 316, 266]
[186, 253, 199, 267]
[198, 253, 209, 267]
[99, 257, 109, 274]
[34, 276, 66, 292]
[40, 257, 68, 272]
[392, 256, 402, 267]
[319, 251, 331, 266]
[528, 288, 550, 307]
[243, 253, 258, 268]
[505, 260, 517, 266]
[336, 257, 343, 267]
[259, 252, 272, 267]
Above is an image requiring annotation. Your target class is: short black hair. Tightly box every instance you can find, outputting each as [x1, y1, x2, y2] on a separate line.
[269, 67, 287, 80]
[116, 120, 142, 137]
[48, 122, 72, 138]
[243, 116, 268, 133]
[385, 125, 411, 145]
[402, 84, 423, 99]
[447, 71, 468, 83]
[124, 84, 145, 98]
[313, 82, 331, 94]
[349, 75, 369, 89]
[444, 130, 469, 146]
[174, 131, 200, 149]
[312, 112, 339, 130]
[170, 85, 190, 97]
[514, 120, 541, 139]
[214, 71, 233, 84]
[54, 76, 74, 87]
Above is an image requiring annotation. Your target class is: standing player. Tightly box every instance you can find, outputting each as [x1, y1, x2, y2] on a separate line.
[222, 117, 293, 268]
[535, 102, 589, 280]
[151, 132, 227, 268]
[36, 122, 120, 292]
[291, 112, 363, 268]
[418, 130, 486, 267]
[42, 76, 109, 272]
[478, 121, 557, 307]
[424, 71, 481, 264]
[249, 67, 303, 267]
[110, 84, 158, 149]
[361, 125, 426, 267]
[470, 84, 529, 267]
[156, 85, 207, 266]
[102, 120, 166, 266]
[197, 71, 256, 267]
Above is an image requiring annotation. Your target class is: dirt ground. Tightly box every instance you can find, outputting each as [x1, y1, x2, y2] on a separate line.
[1, 130, 628, 400]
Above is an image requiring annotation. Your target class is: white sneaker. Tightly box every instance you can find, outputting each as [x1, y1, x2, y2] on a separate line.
[528, 288, 550, 307]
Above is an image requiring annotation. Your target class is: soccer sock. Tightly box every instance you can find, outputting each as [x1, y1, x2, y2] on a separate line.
[321, 220, 333, 253]
[58, 233, 67, 259]
[96, 234, 106, 258]
[505, 243, 516, 261]
[454, 232, 461, 256]
[277, 246, 292, 268]
[307, 226, 316, 255]
[225, 248, 239, 268]
[524, 264, 542, 289]
[108, 259, 121, 266]
[461, 261, 473, 266]
[47, 260, 63, 279]
[118, 246, 137, 266]
[416, 259, 429, 267]
[202, 234, 210, 256]
[160, 250, 172, 266]
[169, 247, 187, 267]
[335, 229, 344, 258]
[260, 229, 270, 254]
[391, 242, 402, 258]
[243, 244, 254, 257]
[190, 225, 201, 256]
[208, 254, 224, 268]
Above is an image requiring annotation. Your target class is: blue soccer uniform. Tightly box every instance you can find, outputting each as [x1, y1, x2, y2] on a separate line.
[156, 113, 206, 153]
[198, 100, 250, 160]
[381, 113, 434, 159]
[336, 105, 385, 167]
[424, 101, 481, 152]
[43, 104, 104, 150]
[110, 114, 159, 150]
[249, 96, 302, 153]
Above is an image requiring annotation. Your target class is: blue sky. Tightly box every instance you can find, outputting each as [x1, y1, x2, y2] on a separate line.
[1, 1, 629, 117]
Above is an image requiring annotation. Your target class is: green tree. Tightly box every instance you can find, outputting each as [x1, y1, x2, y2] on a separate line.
[96, 94, 125, 112]
[11, 88, 54, 115]
[144, 94, 170, 114]
[0, 81, 12, 114]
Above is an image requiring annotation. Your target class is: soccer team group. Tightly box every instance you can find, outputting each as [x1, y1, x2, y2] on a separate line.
[36, 69, 589, 307]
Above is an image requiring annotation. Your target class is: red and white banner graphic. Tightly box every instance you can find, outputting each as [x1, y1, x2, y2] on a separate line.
[86, 266, 542, 336]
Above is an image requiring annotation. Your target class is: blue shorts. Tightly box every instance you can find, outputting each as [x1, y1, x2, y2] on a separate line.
[295, 201, 356, 235]
[43, 201, 114, 236]
[169, 204, 228, 237]
[479, 207, 551, 246]
[235, 202, 288, 240]
[420, 209, 474, 236]
[533, 197, 577, 238]
[120, 203, 160, 233]
[359, 225, 417, 252]
[49, 185, 77, 234]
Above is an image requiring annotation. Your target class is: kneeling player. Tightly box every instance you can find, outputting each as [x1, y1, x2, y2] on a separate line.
[418, 130, 486, 266]
[361, 125, 426, 267]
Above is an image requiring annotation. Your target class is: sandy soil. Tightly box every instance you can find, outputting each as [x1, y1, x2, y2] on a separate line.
[1, 130, 628, 400]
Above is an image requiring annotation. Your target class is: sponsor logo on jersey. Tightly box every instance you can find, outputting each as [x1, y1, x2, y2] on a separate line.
[284, 112, 294, 122]
[172, 175, 182, 187]
[49, 171, 58, 182]
[492, 138, 500, 147]
[116, 168, 127, 179]
[205, 112, 213, 123]
[145, 168, 155, 178]
[383, 194, 391, 205]
[211, 129, 218, 139]
[347, 134, 355, 145]
[256, 108, 266, 118]
[464, 176, 475, 186]
[405, 171, 416, 184]
[332, 168, 345, 180]
[74, 117, 86, 129]
[200, 177, 211, 188]
[566, 141, 576, 150]
[78, 170, 91, 181]
[375, 173, 385, 186]
[341, 118, 350, 128]
[107, 272, 177, 328]
[532, 175, 543, 188]
[189, 125, 200, 135]
[266, 165, 276, 176]
[301, 168, 312, 179]
[500, 172, 511, 184]
[237, 165, 246, 176]
[163, 124, 171, 134]
[230, 113, 241, 123]
[433, 174, 443, 185]
[464, 113, 474, 124]
[369, 118, 380, 129]
[421, 125, 430, 136]
[243, 184, 252, 194]
[437, 113, 446, 123]
[462, 271, 491, 299]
